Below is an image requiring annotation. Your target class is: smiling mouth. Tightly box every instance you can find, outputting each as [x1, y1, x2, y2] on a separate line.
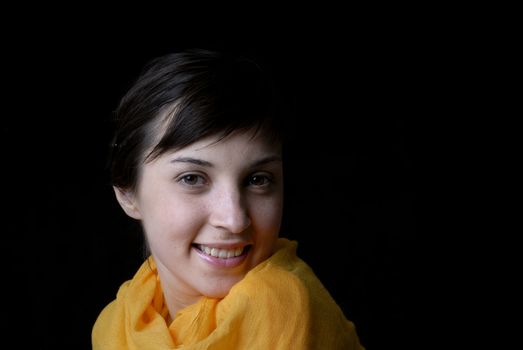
[193, 244, 251, 259]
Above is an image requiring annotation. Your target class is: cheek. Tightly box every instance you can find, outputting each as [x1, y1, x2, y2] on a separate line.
[251, 196, 284, 233]
[140, 196, 206, 245]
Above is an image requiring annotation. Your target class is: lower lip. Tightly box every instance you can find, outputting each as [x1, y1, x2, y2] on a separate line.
[193, 247, 249, 268]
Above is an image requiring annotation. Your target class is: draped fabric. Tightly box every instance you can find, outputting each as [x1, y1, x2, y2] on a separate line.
[92, 238, 364, 349]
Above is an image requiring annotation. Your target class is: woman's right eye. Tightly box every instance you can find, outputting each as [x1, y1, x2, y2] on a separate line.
[177, 174, 207, 187]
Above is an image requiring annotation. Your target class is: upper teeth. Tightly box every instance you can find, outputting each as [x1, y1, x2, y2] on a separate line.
[200, 245, 244, 258]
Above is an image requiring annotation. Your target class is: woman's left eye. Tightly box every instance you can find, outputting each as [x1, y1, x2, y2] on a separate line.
[247, 174, 272, 187]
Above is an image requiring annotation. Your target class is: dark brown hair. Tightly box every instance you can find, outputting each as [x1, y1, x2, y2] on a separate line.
[109, 48, 284, 192]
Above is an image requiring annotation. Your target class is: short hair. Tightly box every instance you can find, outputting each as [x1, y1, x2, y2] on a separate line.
[109, 48, 284, 191]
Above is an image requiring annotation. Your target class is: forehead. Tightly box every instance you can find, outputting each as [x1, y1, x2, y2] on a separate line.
[159, 131, 282, 163]
[197, 131, 278, 151]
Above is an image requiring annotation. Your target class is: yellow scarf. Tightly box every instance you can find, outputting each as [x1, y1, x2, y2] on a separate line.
[92, 238, 364, 349]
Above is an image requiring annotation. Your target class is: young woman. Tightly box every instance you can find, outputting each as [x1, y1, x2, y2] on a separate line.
[92, 48, 364, 349]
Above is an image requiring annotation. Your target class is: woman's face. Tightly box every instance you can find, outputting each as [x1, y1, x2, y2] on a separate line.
[116, 131, 283, 309]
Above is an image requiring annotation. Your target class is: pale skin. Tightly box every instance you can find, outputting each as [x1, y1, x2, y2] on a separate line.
[114, 130, 284, 321]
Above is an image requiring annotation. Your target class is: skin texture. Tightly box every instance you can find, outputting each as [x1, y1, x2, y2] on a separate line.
[114, 131, 284, 319]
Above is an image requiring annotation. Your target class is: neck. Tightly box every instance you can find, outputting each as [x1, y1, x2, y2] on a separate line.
[154, 265, 202, 323]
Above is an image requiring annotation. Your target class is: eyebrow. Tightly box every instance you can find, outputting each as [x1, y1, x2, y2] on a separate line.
[249, 155, 282, 168]
[170, 157, 213, 167]
[169, 155, 282, 168]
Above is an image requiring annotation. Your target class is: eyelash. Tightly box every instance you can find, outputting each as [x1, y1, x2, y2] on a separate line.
[246, 174, 273, 188]
[175, 173, 274, 189]
[177, 174, 207, 187]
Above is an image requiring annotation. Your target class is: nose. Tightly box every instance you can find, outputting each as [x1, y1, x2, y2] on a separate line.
[208, 187, 251, 234]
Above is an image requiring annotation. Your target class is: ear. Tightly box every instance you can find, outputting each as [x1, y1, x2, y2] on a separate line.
[113, 186, 142, 220]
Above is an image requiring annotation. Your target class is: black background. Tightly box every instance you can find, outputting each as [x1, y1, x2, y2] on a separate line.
[2, 22, 428, 350]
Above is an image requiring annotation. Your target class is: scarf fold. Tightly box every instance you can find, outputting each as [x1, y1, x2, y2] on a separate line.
[92, 238, 364, 349]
